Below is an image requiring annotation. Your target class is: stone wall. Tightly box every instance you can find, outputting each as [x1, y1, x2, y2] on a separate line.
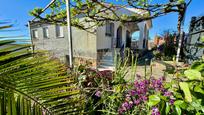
[30, 23, 70, 63]
[74, 57, 97, 68]
[186, 16, 204, 63]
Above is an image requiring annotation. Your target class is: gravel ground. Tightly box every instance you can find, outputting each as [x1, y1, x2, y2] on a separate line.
[125, 61, 176, 81]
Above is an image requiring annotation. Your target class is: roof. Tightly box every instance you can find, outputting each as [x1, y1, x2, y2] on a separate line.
[125, 8, 148, 15]
[125, 7, 152, 29]
[29, 4, 153, 29]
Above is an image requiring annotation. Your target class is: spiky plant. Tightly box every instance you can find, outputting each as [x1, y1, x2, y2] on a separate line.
[0, 22, 84, 115]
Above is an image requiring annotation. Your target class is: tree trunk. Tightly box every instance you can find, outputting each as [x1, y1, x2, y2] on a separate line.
[176, 4, 186, 64]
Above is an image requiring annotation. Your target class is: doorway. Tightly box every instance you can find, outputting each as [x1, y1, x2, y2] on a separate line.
[116, 26, 122, 48]
[126, 30, 131, 48]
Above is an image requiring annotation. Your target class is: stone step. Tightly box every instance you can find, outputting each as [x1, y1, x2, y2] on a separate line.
[105, 52, 113, 56]
[102, 56, 114, 60]
[100, 62, 114, 66]
[98, 65, 115, 71]
[98, 51, 115, 70]
[100, 59, 114, 63]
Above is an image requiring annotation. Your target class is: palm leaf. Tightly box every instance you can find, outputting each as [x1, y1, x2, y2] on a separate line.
[0, 40, 84, 114]
[0, 40, 84, 115]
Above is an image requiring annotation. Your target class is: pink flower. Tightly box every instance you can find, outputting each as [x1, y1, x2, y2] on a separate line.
[134, 99, 140, 105]
[152, 107, 160, 115]
[95, 91, 101, 97]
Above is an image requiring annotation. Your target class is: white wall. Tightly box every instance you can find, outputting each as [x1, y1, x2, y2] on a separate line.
[96, 21, 131, 49]
[31, 23, 70, 62]
[137, 21, 150, 49]
[96, 25, 112, 49]
[72, 27, 97, 59]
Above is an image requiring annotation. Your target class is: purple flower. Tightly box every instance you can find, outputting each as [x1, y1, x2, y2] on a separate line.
[161, 89, 167, 93]
[95, 91, 101, 97]
[150, 79, 164, 91]
[156, 79, 162, 87]
[129, 90, 137, 96]
[152, 107, 160, 115]
[134, 99, 140, 105]
[164, 91, 172, 97]
[125, 96, 131, 101]
[139, 81, 145, 87]
[118, 106, 127, 114]
[136, 89, 142, 95]
[141, 95, 148, 101]
[129, 101, 133, 108]
[169, 99, 174, 105]
[144, 80, 149, 84]
[122, 102, 131, 110]
[118, 101, 134, 114]
[134, 81, 139, 88]
[118, 108, 123, 114]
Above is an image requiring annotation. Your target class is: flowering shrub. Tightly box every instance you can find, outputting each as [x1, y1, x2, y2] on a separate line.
[76, 56, 204, 115]
[78, 67, 113, 88]
[77, 66, 114, 114]
[118, 76, 175, 115]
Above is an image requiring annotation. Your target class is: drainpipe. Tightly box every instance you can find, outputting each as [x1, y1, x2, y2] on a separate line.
[65, 0, 73, 68]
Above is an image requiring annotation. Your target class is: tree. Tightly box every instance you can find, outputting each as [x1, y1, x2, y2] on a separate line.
[30, 0, 192, 63]
[30, 0, 191, 31]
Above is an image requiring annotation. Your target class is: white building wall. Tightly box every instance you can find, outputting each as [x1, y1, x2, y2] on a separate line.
[72, 27, 97, 59]
[96, 21, 131, 49]
[31, 24, 70, 62]
[96, 25, 112, 49]
[137, 21, 149, 49]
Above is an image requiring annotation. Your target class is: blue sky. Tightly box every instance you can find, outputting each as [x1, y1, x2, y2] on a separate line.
[0, 0, 204, 40]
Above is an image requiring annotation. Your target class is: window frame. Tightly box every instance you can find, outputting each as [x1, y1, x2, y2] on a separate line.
[32, 29, 38, 39]
[105, 21, 114, 37]
[56, 25, 64, 38]
[43, 27, 49, 39]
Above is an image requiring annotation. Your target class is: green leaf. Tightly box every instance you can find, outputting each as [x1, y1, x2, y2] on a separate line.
[194, 85, 204, 94]
[175, 106, 181, 115]
[178, 0, 185, 4]
[174, 100, 184, 106]
[196, 112, 201, 115]
[0, 38, 83, 115]
[165, 102, 170, 114]
[200, 36, 204, 42]
[184, 69, 202, 80]
[179, 82, 192, 102]
[148, 95, 161, 106]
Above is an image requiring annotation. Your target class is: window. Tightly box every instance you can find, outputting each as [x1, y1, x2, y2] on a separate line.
[56, 25, 64, 37]
[43, 27, 49, 38]
[132, 31, 140, 41]
[105, 21, 114, 36]
[32, 29, 38, 38]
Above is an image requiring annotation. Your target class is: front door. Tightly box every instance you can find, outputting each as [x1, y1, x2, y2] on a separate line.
[126, 30, 131, 48]
[116, 26, 122, 48]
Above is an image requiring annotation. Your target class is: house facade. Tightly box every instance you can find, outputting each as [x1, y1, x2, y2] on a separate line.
[29, 8, 152, 68]
[185, 16, 204, 63]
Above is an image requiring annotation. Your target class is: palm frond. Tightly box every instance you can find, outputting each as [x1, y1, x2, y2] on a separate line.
[0, 39, 84, 114]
